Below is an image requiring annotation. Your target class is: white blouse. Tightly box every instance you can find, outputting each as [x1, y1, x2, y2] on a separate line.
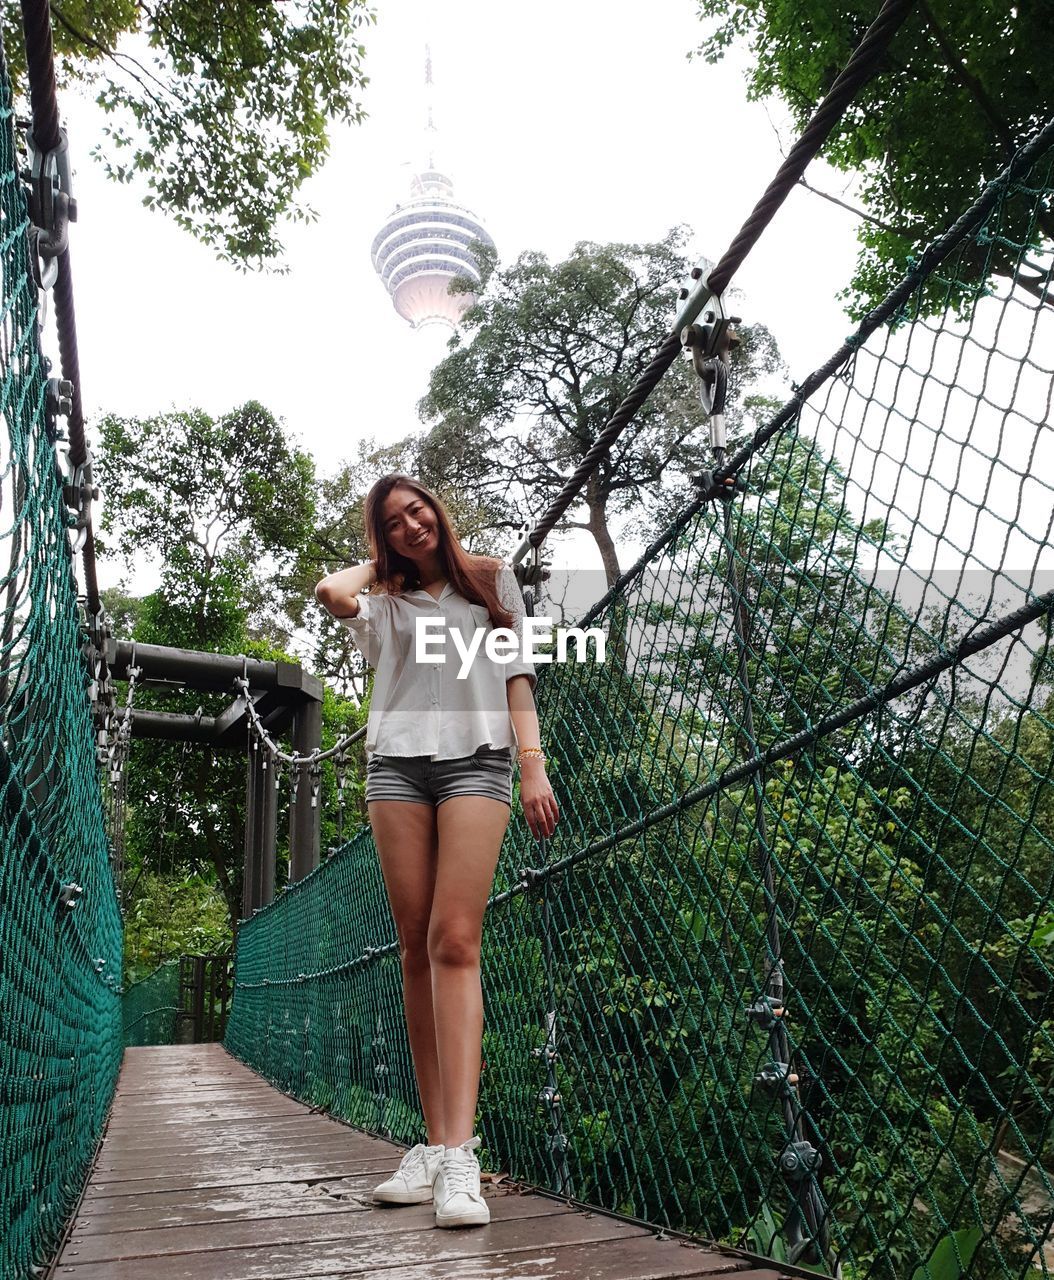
[340, 561, 537, 760]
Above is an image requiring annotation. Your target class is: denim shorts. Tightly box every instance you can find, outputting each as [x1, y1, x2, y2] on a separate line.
[365, 745, 514, 807]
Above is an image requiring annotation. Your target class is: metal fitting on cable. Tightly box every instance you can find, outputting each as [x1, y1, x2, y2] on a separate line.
[779, 1140, 822, 1181]
[309, 753, 322, 809]
[62, 449, 99, 554]
[19, 121, 76, 290]
[58, 882, 83, 912]
[45, 376, 72, 444]
[511, 521, 550, 590]
[681, 272, 741, 444]
[755, 1060, 800, 1094]
[745, 994, 786, 1031]
[692, 467, 743, 503]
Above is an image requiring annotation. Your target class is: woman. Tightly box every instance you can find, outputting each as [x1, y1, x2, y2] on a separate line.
[315, 474, 559, 1229]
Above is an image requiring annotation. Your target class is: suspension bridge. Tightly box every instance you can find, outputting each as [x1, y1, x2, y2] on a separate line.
[3, 0, 1053, 1277]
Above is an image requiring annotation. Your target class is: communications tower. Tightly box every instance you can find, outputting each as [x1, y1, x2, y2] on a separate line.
[370, 49, 495, 332]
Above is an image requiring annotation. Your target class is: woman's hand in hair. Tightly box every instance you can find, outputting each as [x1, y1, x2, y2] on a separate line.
[519, 758, 559, 840]
[314, 560, 377, 619]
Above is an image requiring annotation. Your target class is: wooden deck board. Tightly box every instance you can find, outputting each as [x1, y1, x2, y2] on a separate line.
[53, 1044, 793, 1280]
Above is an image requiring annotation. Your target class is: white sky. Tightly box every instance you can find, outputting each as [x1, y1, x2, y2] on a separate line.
[52, 0, 871, 607]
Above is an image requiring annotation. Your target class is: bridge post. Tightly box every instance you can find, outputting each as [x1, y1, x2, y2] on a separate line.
[289, 698, 322, 882]
[243, 742, 277, 916]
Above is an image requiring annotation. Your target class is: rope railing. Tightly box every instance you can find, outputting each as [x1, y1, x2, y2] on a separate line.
[18, 0, 101, 621]
[0, 14, 122, 1279]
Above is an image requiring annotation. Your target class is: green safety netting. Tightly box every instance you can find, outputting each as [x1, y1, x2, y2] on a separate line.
[0, 39, 123, 1280]
[122, 960, 180, 1047]
[227, 117, 1054, 1280]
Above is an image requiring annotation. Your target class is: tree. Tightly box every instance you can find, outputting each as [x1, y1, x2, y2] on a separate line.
[420, 229, 784, 588]
[692, 1, 1054, 314]
[97, 400, 316, 645]
[2, 1, 373, 268]
[96, 402, 354, 940]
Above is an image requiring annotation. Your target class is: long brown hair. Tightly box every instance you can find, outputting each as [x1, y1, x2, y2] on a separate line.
[363, 474, 515, 629]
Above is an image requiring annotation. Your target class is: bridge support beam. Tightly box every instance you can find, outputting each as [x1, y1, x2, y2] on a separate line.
[100, 637, 325, 917]
[289, 698, 322, 883]
[243, 743, 277, 917]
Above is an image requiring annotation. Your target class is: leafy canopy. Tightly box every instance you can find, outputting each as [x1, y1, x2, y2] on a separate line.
[97, 401, 364, 946]
[96, 399, 316, 644]
[693, 1, 1054, 314]
[2, 0, 374, 268]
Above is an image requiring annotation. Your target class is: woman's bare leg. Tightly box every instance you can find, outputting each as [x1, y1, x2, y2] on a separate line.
[369, 799, 443, 1145]
[429, 794, 511, 1147]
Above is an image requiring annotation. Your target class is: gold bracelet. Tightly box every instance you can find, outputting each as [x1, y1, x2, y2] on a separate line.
[517, 747, 546, 763]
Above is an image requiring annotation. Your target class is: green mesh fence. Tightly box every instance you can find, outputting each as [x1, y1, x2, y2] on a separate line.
[227, 120, 1054, 1280]
[0, 39, 123, 1280]
[122, 960, 180, 1047]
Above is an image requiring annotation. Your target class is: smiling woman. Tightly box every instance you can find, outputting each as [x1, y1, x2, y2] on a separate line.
[314, 472, 559, 1230]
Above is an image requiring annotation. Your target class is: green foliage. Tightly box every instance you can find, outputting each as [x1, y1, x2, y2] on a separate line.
[97, 401, 316, 642]
[122, 872, 230, 986]
[1, 0, 374, 267]
[97, 400, 359, 956]
[911, 1229, 983, 1280]
[692, 1, 1054, 315]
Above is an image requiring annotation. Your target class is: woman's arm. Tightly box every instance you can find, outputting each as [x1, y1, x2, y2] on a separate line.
[507, 674, 559, 840]
[315, 561, 376, 619]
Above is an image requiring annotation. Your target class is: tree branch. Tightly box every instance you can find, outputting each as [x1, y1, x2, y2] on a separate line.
[797, 177, 914, 237]
[917, 0, 1017, 161]
[1014, 269, 1054, 308]
[51, 3, 177, 106]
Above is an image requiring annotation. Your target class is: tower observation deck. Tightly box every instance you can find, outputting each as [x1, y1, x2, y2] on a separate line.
[370, 168, 495, 332]
[370, 47, 495, 333]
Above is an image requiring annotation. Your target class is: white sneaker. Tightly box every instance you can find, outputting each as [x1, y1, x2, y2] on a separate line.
[433, 1136, 490, 1228]
[372, 1142, 444, 1204]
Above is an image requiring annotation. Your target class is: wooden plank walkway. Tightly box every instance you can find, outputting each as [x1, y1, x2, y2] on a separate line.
[52, 1044, 793, 1280]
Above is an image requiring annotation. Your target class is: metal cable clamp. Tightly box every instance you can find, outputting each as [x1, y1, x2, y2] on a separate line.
[63, 448, 99, 554]
[19, 121, 77, 291]
[679, 267, 743, 496]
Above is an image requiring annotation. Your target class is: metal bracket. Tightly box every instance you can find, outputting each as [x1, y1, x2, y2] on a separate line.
[62, 447, 98, 554]
[745, 994, 786, 1031]
[58, 882, 83, 912]
[779, 1140, 822, 1181]
[510, 522, 550, 589]
[20, 123, 77, 291]
[755, 1060, 800, 1095]
[676, 258, 742, 457]
[681, 290, 742, 453]
[691, 468, 743, 503]
[46, 376, 73, 461]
